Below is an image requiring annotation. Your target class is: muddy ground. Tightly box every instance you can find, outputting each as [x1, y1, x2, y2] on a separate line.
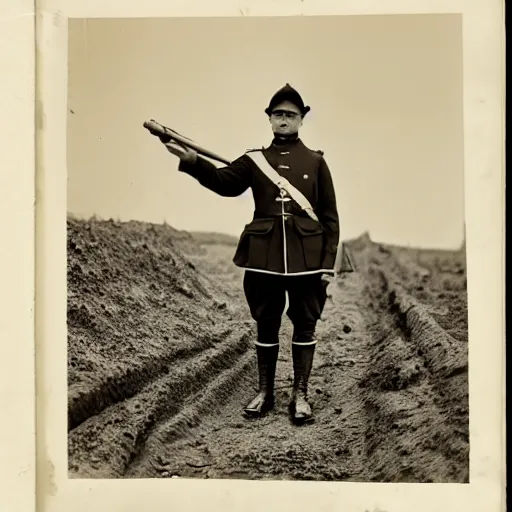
[67, 216, 469, 482]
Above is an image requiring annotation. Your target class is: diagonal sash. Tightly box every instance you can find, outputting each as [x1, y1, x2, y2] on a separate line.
[245, 151, 319, 222]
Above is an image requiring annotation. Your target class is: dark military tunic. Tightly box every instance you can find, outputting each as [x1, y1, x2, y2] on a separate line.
[178, 136, 340, 276]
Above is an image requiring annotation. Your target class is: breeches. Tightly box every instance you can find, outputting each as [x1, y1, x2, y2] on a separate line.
[243, 270, 329, 346]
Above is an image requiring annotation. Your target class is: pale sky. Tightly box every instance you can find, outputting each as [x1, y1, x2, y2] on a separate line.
[67, 15, 464, 249]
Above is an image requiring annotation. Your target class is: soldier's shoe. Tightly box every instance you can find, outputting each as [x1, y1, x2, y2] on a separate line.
[243, 391, 275, 417]
[289, 389, 314, 425]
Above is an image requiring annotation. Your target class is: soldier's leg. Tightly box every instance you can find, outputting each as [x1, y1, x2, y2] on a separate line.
[285, 274, 329, 425]
[242, 271, 286, 417]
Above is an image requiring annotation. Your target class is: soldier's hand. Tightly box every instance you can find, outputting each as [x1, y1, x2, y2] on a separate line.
[163, 140, 197, 164]
[321, 273, 335, 287]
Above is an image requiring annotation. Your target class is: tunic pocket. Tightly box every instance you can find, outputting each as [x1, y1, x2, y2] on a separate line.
[235, 218, 275, 269]
[293, 216, 325, 269]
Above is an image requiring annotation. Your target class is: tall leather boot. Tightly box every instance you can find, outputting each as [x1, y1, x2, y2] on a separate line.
[289, 340, 316, 425]
[243, 343, 279, 418]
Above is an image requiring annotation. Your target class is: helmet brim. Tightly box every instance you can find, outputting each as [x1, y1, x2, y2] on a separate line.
[265, 105, 310, 117]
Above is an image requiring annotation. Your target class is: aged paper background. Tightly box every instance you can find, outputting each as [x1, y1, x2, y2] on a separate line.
[0, 0, 504, 511]
[0, 1, 36, 512]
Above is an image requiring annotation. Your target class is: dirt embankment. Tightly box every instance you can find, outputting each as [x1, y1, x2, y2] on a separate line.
[67, 217, 468, 482]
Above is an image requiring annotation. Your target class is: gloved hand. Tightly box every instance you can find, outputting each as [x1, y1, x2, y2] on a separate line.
[321, 273, 335, 287]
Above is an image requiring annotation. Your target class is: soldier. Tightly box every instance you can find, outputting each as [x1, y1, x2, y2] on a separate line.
[162, 84, 340, 425]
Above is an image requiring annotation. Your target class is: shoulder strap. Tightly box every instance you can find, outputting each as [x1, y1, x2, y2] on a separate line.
[246, 151, 319, 222]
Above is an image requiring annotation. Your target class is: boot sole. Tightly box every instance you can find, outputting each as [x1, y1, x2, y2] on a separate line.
[291, 416, 315, 426]
[288, 403, 315, 426]
[243, 402, 274, 418]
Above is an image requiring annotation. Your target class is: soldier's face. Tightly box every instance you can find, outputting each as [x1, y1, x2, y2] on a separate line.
[269, 101, 303, 136]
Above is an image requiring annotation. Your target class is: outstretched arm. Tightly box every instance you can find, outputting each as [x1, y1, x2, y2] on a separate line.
[178, 154, 252, 197]
[316, 157, 340, 269]
[164, 140, 252, 197]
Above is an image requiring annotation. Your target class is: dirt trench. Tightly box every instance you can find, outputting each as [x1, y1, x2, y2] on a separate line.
[67, 217, 469, 482]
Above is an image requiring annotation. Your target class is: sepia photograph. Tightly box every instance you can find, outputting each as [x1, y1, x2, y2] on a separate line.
[65, 15, 470, 483]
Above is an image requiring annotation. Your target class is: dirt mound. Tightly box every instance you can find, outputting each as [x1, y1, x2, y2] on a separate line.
[67, 217, 253, 476]
[354, 238, 468, 483]
[67, 219, 469, 482]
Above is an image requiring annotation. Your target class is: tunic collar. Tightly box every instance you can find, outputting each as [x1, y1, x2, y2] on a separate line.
[270, 134, 301, 150]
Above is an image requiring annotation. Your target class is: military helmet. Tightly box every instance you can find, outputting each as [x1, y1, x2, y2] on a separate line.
[265, 83, 311, 116]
